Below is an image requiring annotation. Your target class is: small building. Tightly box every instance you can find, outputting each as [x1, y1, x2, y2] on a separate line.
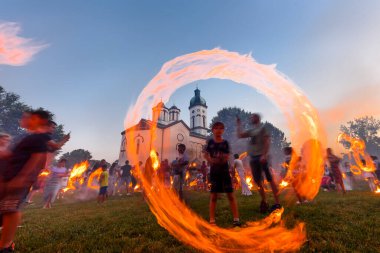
[118, 88, 209, 166]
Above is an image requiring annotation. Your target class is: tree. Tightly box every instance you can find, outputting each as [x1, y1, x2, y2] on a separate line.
[340, 116, 380, 155]
[60, 149, 93, 169]
[0, 86, 29, 137]
[209, 107, 290, 167]
[0, 85, 66, 142]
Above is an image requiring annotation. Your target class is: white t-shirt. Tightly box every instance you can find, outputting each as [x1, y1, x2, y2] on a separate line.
[234, 159, 244, 173]
[51, 166, 67, 174]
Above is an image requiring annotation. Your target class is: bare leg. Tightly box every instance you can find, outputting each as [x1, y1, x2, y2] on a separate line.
[0, 212, 21, 248]
[26, 190, 36, 203]
[338, 178, 346, 194]
[226, 193, 239, 219]
[257, 182, 267, 203]
[269, 180, 280, 204]
[209, 193, 217, 222]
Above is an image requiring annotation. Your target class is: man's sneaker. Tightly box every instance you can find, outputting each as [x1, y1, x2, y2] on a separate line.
[232, 220, 242, 227]
[259, 201, 269, 213]
[0, 242, 15, 253]
[269, 204, 282, 213]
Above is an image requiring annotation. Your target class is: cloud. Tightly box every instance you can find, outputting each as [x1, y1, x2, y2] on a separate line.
[0, 22, 48, 66]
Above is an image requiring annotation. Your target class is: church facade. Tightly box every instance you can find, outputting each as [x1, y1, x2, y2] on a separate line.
[118, 88, 209, 165]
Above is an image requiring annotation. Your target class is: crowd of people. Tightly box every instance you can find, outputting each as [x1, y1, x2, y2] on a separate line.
[1, 110, 379, 252]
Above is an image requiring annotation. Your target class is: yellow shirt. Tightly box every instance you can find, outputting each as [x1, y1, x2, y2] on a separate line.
[100, 171, 109, 187]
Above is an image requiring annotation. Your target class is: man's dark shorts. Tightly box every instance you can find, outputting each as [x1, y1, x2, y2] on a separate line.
[249, 155, 273, 185]
[99, 186, 108, 195]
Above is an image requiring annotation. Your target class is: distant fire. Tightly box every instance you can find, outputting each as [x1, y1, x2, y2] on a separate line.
[245, 176, 253, 190]
[63, 160, 89, 192]
[337, 133, 376, 174]
[150, 150, 160, 171]
[87, 168, 102, 190]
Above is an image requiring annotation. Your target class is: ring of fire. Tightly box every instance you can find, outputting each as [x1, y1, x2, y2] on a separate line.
[124, 48, 326, 252]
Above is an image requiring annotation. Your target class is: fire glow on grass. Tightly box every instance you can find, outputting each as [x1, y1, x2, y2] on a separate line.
[124, 49, 326, 252]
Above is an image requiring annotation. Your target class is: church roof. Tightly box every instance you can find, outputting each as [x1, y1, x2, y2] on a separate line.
[169, 105, 180, 111]
[189, 88, 207, 109]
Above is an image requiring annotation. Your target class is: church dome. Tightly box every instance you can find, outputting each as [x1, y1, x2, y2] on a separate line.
[189, 88, 207, 109]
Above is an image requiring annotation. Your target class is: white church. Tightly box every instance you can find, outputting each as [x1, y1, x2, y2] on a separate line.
[118, 88, 209, 165]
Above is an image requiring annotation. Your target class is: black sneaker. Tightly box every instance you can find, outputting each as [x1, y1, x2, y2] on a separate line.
[0, 242, 15, 253]
[269, 204, 282, 213]
[233, 220, 242, 227]
[259, 201, 269, 213]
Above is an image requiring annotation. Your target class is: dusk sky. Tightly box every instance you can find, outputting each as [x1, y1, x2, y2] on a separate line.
[1, 0, 380, 161]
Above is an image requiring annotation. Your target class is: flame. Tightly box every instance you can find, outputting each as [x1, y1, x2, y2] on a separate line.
[245, 176, 253, 190]
[239, 152, 248, 160]
[375, 186, 380, 194]
[123, 48, 327, 252]
[38, 170, 50, 178]
[63, 160, 89, 192]
[87, 168, 103, 190]
[185, 171, 190, 181]
[189, 180, 198, 187]
[337, 133, 376, 174]
[150, 150, 160, 171]
[134, 184, 140, 190]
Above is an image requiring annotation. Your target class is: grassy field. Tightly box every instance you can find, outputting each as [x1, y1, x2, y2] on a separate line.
[9, 189, 380, 253]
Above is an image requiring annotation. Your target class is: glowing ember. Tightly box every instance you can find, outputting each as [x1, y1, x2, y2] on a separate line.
[279, 180, 289, 188]
[124, 48, 325, 252]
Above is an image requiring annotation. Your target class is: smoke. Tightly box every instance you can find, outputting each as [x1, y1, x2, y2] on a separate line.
[0, 22, 47, 66]
[319, 85, 380, 152]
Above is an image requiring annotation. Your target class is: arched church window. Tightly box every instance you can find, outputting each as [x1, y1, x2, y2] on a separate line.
[192, 116, 195, 127]
[136, 139, 140, 155]
[202, 116, 206, 127]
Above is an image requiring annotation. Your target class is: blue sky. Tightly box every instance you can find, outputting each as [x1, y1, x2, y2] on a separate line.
[1, 0, 380, 161]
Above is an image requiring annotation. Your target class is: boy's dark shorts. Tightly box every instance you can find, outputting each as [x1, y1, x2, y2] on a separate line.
[209, 166, 233, 193]
[99, 186, 108, 195]
[249, 155, 273, 185]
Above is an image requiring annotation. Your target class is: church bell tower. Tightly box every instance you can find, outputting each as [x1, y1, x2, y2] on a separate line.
[189, 87, 208, 136]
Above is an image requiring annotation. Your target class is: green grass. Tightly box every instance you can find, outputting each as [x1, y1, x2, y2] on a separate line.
[9, 190, 380, 253]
